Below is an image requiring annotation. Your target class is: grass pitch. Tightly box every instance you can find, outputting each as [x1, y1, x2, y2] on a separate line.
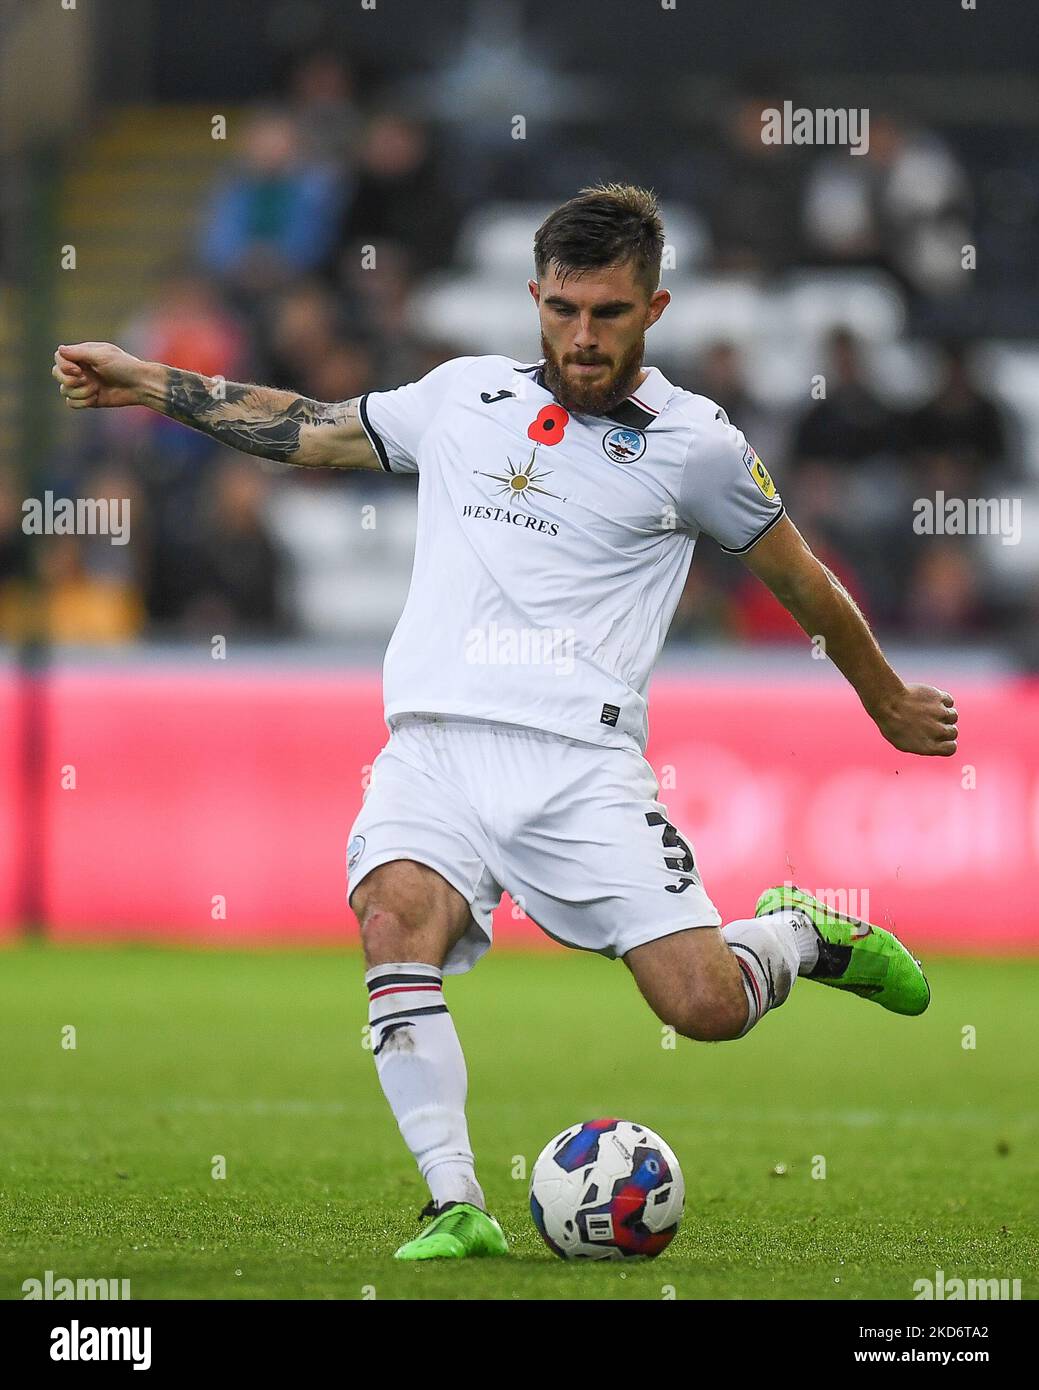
[1, 942, 1036, 1300]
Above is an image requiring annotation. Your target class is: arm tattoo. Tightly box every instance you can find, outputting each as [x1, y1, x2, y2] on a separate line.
[163, 368, 358, 465]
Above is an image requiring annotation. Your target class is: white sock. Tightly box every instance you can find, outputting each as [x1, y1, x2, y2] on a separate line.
[722, 914, 806, 1035]
[366, 962, 485, 1211]
[776, 907, 821, 974]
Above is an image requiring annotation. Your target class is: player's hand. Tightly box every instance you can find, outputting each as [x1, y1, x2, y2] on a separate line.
[51, 341, 147, 410]
[870, 684, 958, 757]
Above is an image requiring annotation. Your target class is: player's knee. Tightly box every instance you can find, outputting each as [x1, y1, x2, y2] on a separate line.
[351, 860, 471, 968]
[664, 992, 747, 1043]
[356, 903, 416, 961]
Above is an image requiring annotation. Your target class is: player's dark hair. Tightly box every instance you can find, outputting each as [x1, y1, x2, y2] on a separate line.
[533, 184, 664, 295]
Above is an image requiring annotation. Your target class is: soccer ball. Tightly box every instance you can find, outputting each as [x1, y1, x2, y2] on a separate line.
[529, 1118, 684, 1260]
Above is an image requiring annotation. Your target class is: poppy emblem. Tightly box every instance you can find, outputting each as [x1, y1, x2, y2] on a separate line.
[527, 405, 569, 445]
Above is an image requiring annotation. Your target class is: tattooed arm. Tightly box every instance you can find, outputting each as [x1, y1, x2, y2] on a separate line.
[51, 342, 380, 470]
[154, 366, 377, 469]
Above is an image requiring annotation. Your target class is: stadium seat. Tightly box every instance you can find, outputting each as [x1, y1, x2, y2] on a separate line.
[265, 484, 417, 638]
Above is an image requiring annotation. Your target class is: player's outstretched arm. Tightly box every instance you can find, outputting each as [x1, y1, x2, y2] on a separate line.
[740, 515, 958, 757]
[51, 341, 380, 470]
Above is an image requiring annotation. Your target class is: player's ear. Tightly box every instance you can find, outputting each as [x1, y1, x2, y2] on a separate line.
[528, 278, 540, 305]
[645, 287, 670, 328]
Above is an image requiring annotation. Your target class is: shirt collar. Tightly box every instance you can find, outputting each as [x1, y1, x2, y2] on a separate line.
[623, 365, 676, 419]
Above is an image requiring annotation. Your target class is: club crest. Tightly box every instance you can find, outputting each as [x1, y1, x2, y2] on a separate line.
[602, 426, 646, 463]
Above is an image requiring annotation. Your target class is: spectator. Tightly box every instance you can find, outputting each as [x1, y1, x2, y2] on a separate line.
[116, 267, 251, 469]
[179, 459, 288, 636]
[666, 544, 737, 644]
[0, 465, 31, 640]
[792, 327, 898, 466]
[124, 267, 250, 382]
[901, 542, 984, 637]
[789, 329, 910, 622]
[692, 340, 788, 469]
[35, 535, 145, 644]
[77, 465, 146, 590]
[200, 111, 342, 295]
[304, 340, 375, 405]
[335, 113, 459, 276]
[339, 242, 425, 379]
[287, 51, 362, 172]
[259, 280, 347, 390]
[702, 88, 807, 275]
[906, 340, 1009, 479]
[729, 528, 871, 643]
[695, 341, 757, 422]
[802, 114, 972, 297]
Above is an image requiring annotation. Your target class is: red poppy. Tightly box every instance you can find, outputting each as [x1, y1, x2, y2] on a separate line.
[527, 404, 569, 445]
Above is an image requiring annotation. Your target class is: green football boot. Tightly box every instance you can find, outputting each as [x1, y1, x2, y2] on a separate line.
[393, 1200, 508, 1261]
[755, 884, 930, 1016]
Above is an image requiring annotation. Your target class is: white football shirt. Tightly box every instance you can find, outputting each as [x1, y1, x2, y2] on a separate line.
[358, 355, 784, 752]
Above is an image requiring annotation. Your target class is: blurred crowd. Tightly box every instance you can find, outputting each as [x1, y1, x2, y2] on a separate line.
[0, 51, 1033, 654]
[670, 330, 1023, 646]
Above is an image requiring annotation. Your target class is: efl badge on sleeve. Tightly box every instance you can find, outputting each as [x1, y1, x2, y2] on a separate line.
[743, 444, 777, 499]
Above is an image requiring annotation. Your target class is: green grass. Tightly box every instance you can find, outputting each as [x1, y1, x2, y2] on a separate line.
[1, 943, 1036, 1299]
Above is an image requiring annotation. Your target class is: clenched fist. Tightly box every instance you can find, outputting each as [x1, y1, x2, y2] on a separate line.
[870, 684, 958, 757]
[52, 342, 150, 409]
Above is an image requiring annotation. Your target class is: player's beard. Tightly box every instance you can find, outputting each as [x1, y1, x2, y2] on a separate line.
[539, 332, 646, 416]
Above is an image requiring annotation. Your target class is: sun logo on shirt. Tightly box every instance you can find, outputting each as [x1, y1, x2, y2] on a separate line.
[477, 448, 562, 505]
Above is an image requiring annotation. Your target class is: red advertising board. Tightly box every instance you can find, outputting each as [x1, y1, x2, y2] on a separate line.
[2, 667, 1035, 952]
[0, 673, 26, 936]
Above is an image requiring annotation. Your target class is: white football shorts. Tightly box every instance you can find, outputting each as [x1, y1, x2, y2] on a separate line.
[346, 713, 721, 974]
